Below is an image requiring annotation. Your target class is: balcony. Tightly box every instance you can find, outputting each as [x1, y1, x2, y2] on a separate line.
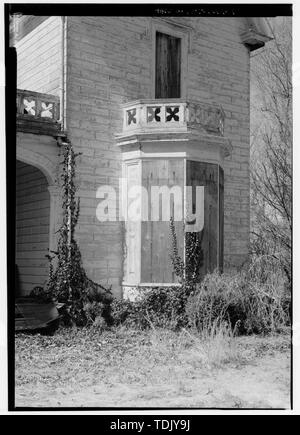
[116, 99, 231, 159]
[119, 99, 225, 137]
[17, 89, 60, 136]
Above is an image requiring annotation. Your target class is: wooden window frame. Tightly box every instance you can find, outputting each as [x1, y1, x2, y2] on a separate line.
[151, 20, 189, 100]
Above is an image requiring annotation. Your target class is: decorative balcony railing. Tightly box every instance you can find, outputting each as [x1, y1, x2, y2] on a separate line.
[17, 89, 60, 121]
[121, 99, 225, 137]
[17, 89, 60, 135]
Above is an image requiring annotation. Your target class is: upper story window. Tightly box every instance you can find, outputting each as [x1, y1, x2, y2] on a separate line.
[152, 21, 189, 100]
[155, 31, 181, 99]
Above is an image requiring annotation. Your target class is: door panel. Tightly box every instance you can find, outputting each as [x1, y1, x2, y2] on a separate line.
[186, 161, 219, 275]
[141, 159, 184, 283]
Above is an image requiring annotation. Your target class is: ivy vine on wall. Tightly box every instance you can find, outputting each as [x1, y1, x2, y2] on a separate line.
[46, 138, 112, 326]
[170, 216, 204, 289]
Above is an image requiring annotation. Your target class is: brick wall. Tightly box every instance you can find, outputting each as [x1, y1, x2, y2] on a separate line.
[14, 16, 251, 297]
[16, 161, 50, 295]
[66, 16, 250, 295]
[65, 16, 155, 296]
[186, 17, 250, 268]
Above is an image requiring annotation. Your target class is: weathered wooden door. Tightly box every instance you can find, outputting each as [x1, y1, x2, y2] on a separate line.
[186, 161, 221, 275]
[141, 159, 184, 284]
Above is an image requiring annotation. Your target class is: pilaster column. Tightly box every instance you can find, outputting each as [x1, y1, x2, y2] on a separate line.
[47, 184, 62, 253]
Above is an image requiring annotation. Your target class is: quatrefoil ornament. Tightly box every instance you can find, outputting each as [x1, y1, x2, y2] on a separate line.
[41, 102, 54, 118]
[166, 106, 179, 122]
[147, 107, 161, 123]
[189, 105, 202, 124]
[127, 109, 137, 125]
[23, 98, 36, 116]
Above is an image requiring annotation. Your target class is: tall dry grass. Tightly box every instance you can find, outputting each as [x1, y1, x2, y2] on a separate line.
[146, 321, 243, 369]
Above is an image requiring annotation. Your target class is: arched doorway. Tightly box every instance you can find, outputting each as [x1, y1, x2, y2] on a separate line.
[16, 160, 51, 295]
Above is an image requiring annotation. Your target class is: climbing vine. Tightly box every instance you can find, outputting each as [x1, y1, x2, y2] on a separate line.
[170, 216, 204, 290]
[46, 138, 112, 326]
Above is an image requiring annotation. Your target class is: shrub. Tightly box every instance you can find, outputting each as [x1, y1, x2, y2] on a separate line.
[110, 255, 290, 335]
[110, 298, 141, 328]
[186, 272, 247, 333]
[83, 301, 105, 326]
[186, 257, 291, 335]
[111, 285, 192, 330]
[138, 286, 190, 329]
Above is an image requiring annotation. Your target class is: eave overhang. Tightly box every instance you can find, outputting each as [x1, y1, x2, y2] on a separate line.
[241, 17, 273, 51]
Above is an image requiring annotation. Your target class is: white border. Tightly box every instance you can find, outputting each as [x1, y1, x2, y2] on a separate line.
[0, 0, 298, 416]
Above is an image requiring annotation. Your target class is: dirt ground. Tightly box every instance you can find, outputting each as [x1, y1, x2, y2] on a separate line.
[15, 328, 291, 409]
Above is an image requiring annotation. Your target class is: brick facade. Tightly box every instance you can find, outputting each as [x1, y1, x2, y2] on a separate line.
[15, 16, 253, 297]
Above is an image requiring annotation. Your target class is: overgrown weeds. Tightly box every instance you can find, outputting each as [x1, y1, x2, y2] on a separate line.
[110, 285, 190, 330]
[182, 322, 242, 368]
[187, 255, 290, 335]
[111, 256, 290, 335]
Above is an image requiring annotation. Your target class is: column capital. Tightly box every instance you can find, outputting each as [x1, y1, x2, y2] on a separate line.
[47, 184, 61, 197]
